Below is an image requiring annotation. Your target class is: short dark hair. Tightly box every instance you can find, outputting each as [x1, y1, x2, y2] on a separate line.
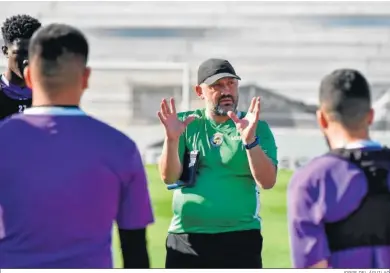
[319, 69, 372, 130]
[28, 23, 89, 90]
[29, 23, 88, 65]
[1, 14, 41, 44]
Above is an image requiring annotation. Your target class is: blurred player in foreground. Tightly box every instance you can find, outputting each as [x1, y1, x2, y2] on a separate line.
[288, 69, 390, 268]
[0, 23, 153, 268]
[0, 14, 41, 119]
[158, 58, 278, 268]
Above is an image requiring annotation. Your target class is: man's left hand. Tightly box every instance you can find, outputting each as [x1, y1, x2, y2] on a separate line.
[227, 97, 260, 145]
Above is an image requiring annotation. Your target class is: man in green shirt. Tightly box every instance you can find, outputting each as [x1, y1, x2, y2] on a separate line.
[157, 58, 278, 268]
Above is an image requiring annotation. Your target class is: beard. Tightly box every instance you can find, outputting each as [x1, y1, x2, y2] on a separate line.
[212, 95, 238, 116]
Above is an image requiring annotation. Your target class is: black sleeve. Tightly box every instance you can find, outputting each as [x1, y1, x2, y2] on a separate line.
[118, 228, 150, 269]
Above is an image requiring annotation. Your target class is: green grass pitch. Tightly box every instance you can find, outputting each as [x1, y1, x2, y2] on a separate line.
[111, 165, 293, 268]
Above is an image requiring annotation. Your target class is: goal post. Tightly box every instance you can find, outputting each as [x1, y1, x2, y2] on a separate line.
[87, 61, 191, 112]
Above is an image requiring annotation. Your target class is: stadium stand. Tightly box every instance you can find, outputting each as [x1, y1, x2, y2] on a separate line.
[1, 1, 390, 157]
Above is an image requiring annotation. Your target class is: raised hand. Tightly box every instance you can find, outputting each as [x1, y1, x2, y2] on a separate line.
[227, 97, 261, 144]
[157, 98, 195, 141]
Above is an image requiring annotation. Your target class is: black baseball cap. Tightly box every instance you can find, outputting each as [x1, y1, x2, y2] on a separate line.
[319, 68, 371, 108]
[197, 58, 241, 85]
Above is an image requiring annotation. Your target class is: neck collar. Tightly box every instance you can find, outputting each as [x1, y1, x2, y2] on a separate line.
[341, 139, 382, 149]
[23, 106, 85, 116]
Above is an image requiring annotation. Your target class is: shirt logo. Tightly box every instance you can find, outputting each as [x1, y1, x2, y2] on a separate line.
[210, 133, 224, 147]
[231, 135, 241, 141]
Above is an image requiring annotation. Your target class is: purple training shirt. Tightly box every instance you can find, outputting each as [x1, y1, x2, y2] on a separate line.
[288, 140, 390, 269]
[0, 107, 154, 268]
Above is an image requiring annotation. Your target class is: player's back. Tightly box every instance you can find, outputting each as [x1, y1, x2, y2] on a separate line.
[0, 107, 152, 268]
[290, 147, 390, 268]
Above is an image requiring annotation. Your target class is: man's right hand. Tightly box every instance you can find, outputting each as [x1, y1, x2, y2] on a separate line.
[157, 98, 195, 141]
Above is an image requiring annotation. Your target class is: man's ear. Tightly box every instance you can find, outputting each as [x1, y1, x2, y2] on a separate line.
[24, 66, 32, 89]
[316, 108, 329, 131]
[367, 108, 374, 126]
[2, 46, 8, 57]
[195, 85, 204, 99]
[82, 66, 91, 90]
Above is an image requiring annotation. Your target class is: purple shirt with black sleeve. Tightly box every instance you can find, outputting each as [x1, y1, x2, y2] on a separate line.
[0, 106, 154, 268]
[288, 140, 390, 269]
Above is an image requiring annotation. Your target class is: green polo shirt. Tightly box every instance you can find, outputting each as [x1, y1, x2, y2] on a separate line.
[168, 108, 278, 234]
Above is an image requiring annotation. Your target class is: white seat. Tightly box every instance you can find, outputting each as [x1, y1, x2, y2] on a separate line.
[43, 1, 390, 17]
[237, 28, 390, 45]
[87, 68, 183, 87]
[42, 15, 219, 28]
[191, 42, 379, 60]
[188, 59, 368, 72]
[88, 37, 189, 59]
[48, 1, 227, 16]
[230, 2, 390, 16]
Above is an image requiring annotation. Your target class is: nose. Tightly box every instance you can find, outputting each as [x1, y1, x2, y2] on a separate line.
[221, 87, 232, 96]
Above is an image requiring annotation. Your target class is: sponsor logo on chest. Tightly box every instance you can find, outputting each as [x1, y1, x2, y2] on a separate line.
[210, 133, 241, 146]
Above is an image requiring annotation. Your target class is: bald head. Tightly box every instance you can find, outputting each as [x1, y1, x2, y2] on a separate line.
[25, 23, 90, 95]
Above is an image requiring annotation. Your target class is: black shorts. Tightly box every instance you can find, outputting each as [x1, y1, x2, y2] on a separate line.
[165, 229, 263, 268]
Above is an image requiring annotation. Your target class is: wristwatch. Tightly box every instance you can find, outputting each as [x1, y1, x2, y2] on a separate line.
[244, 136, 259, 150]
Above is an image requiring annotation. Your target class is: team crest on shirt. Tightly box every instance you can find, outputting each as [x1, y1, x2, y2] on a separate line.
[210, 133, 224, 147]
